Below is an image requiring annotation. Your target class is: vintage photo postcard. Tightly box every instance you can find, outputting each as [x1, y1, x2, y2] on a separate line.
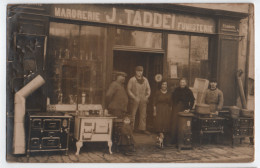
[5, 3, 255, 163]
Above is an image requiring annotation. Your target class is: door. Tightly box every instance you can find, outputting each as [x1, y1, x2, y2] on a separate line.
[218, 38, 238, 106]
[113, 50, 163, 131]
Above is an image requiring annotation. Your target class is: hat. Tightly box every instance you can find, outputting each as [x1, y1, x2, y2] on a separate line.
[122, 114, 131, 120]
[115, 71, 127, 77]
[209, 78, 217, 83]
[135, 66, 144, 71]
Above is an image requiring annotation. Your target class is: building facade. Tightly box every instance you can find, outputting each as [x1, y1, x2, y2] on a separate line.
[6, 4, 254, 154]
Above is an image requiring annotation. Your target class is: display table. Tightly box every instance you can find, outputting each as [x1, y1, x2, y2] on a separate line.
[192, 115, 225, 146]
[26, 112, 72, 157]
[73, 115, 116, 155]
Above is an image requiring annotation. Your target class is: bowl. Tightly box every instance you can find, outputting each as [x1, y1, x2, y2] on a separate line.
[195, 104, 211, 114]
[241, 109, 254, 118]
[229, 106, 240, 119]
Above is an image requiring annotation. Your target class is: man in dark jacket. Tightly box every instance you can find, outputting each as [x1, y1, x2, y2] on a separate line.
[105, 71, 128, 118]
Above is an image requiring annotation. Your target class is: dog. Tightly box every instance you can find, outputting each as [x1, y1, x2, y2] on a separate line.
[156, 132, 164, 148]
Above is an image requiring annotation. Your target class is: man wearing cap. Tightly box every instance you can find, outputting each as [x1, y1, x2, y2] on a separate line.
[203, 78, 224, 113]
[105, 71, 128, 118]
[127, 66, 151, 135]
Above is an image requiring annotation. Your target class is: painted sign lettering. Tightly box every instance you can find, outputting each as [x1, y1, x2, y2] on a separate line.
[51, 5, 216, 34]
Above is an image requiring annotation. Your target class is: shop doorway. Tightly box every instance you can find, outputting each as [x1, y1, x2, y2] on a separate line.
[113, 50, 164, 131]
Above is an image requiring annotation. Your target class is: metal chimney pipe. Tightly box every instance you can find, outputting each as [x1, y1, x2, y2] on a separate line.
[13, 75, 45, 154]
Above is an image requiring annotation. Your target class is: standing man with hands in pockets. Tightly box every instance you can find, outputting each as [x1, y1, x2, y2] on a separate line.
[127, 66, 151, 135]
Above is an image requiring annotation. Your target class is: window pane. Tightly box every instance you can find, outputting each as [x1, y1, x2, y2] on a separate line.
[115, 28, 162, 49]
[167, 34, 189, 79]
[79, 26, 105, 104]
[49, 22, 80, 60]
[48, 22, 105, 104]
[48, 22, 80, 104]
[190, 36, 209, 86]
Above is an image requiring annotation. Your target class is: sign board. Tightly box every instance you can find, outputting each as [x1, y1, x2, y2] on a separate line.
[51, 4, 216, 34]
[220, 19, 239, 34]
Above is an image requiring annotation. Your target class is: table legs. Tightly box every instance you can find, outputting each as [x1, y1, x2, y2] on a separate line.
[75, 141, 83, 155]
[108, 141, 113, 154]
[199, 130, 203, 146]
[75, 141, 113, 155]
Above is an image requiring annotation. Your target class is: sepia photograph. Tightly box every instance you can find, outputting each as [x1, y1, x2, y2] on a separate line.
[4, 3, 256, 164]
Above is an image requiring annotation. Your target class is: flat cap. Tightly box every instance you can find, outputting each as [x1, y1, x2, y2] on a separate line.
[209, 78, 217, 83]
[135, 66, 144, 71]
[115, 71, 127, 77]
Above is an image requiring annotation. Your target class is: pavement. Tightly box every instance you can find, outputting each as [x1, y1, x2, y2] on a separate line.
[6, 133, 254, 163]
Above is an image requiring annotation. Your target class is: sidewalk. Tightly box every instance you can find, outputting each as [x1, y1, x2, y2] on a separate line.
[6, 133, 254, 163]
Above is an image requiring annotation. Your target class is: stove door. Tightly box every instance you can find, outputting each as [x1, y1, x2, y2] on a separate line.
[42, 137, 61, 148]
[43, 119, 61, 131]
[30, 138, 40, 148]
[94, 120, 109, 134]
[31, 119, 42, 129]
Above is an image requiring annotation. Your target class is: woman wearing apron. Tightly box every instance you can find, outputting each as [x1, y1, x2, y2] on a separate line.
[171, 78, 195, 145]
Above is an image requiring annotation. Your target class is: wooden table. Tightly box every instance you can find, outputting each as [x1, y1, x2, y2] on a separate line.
[73, 115, 116, 155]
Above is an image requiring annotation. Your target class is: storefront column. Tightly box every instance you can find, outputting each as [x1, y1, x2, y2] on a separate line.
[216, 18, 241, 106]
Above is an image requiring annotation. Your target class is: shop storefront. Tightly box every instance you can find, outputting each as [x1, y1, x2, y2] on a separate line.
[7, 4, 250, 154]
[46, 4, 217, 104]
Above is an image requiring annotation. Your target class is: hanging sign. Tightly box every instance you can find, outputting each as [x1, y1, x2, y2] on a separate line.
[51, 4, 216, 34]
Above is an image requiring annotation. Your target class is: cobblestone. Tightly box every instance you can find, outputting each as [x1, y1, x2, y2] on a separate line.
[6, 133, 254, 163]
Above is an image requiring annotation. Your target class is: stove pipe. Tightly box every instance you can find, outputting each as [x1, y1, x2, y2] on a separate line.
[13, 75, 45, 154]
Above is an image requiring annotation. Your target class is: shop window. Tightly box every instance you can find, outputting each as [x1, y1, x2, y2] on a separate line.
[167, 34, 209, 86]
[190, 36, 209, 86]
[115, 28, 162, 49]
[47, 22, 106, 104]
[167, 34, 190, 79]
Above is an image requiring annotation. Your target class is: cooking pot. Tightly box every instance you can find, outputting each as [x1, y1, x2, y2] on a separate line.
[229, 106, 240, 119]
[195, 104, 210, 114]
[241, 109, 254, 118]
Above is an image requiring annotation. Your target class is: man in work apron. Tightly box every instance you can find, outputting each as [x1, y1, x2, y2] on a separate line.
[127, 66, 151, 134]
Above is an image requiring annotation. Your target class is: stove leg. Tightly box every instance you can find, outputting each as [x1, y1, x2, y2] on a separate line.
[26, 150, 30, 157]
[199, 131, 203, 146]
[216, 133, 220, 144]
[108, 141, 113, 154]
[178, 146, 181, 152]
[250, 137, 254, 145]
[231, 136, 234, 148]
[75, 141, 83, 155]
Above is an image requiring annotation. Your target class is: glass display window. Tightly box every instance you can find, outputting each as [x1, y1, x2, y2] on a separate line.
[47, 22, 106, 105]
[167, 34, 190, 79]
[167, 34, 209, 86]
[190, 36, 209, 86]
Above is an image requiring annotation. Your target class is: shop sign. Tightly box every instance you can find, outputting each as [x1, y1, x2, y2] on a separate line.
[51, 4, 216, 34]
[220, 20, 239, 33]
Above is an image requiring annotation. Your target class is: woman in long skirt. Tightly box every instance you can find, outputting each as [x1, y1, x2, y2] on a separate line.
[153, 80, 172, 145]
[171, 78, 195, 144]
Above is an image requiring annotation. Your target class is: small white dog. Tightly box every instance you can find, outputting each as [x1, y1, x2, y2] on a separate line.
[156, 132, 164, 148]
